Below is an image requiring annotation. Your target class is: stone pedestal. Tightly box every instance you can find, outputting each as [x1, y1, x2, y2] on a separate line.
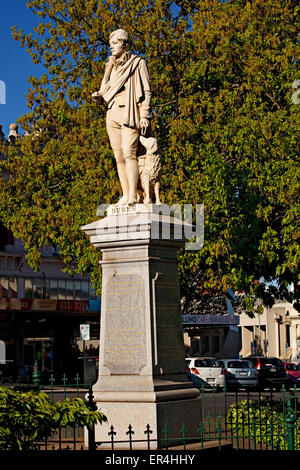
[82, 205, 201, 449]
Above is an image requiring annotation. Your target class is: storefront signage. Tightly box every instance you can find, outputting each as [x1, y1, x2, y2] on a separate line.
[31, 300, 57, 311]
[0, 298, 90, 312]
[182, 314, 240, 326]
[80, 324, 90, 341]
[57, 300, 89, 312]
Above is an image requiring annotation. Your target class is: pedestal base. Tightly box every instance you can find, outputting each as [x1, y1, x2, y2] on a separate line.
[82, 207, 202, 450]
[94, 397, 203, 449]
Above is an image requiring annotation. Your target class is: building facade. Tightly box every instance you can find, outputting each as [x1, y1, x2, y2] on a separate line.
[0, 223, 100, 383]
[0, 122, 101, 383]
[182, 288, 300, 362]
[239, 301, 300, 362]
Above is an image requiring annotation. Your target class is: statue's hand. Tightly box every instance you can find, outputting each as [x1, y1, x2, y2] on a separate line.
[140, 118, 149, 136]
[92, 91, 102, 102]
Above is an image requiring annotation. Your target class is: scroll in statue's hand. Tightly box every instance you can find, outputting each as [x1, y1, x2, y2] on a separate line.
[140, 118, 149, 136]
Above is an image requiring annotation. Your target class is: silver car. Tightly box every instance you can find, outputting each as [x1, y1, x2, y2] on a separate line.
[185, 357, 225, 390]
[217, 358, 259, 389]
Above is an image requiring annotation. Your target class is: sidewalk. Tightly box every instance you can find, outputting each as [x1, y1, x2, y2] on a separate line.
[167, 439, 233, 451]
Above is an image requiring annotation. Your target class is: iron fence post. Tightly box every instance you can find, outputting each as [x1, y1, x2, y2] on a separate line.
[144, 424, 153, 451]
[108, 425, 116, 451]
[235, 416, 239, 450]
[217, 414, 222, 451]
[269, 416, 274, 451]
[32, 360, 40, 391]
[207, 412, 211, 439]
[286, 400, 296, 451]
[201, 385, 205, 422]
[224, 384, 228, 436]
[163, 423, 169, 450]
[198, 421, 204, 450]
[62, 373, 68, 400]
[126, 424, 134, 451]
[293, 385, 297, 415]
[180, 423, 187, 450]
[75, 372, 80, 397]
[212, 386, 216, 438]
[252, 418, 256, 451]
[49, 373, 55, 401]
[87, 382, 97, 451]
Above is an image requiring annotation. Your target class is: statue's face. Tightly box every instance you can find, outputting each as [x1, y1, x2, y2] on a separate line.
[109, 38, 126, 58]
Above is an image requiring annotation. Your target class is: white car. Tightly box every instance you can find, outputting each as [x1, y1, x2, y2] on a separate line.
[185, 357, 225, 390]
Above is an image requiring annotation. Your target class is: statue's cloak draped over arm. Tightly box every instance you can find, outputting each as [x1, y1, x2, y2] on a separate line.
[100, 54, 151, 129]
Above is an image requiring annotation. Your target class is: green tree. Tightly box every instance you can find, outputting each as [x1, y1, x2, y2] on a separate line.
[0, 0, 299, 312]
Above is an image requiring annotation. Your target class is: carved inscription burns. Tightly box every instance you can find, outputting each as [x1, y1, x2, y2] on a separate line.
[103, 274, 146, 374]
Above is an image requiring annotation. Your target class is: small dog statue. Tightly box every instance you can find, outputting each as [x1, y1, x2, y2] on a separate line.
[137, 136, 161, 205]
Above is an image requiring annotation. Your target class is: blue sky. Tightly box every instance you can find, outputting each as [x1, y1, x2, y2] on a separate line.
[0, 1, 44, 136]
[0, 2, 186, 138]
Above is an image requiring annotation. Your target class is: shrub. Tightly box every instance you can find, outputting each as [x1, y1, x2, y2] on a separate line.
[227, 398, 300, 450]
[0, 386, 107, 450]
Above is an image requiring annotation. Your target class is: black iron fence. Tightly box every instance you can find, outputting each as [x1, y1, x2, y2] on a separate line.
[1, 367, 300, 451]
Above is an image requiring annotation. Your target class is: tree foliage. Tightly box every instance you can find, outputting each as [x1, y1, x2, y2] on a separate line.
[0, 0, 299, 312]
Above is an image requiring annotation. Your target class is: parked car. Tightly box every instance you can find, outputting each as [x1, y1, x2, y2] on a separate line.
[216, 358, 259, 390]
[186, 369, 210, 390]
[283, 362, 300, 387]
[185, 357, 225, 390]
[247, 356, 288, 390]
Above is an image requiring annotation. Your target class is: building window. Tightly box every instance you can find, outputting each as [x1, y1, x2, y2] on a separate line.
[50, 280, 58, 299]
[33, 279, 44, 299]
[89, 283, 97, 300]
[81, 281, 89, 300]
[58, 279, 66, 300]
[44, 279, 50, 299]
[75, 280, 82, 300]
[25, 279, 33, 298]
[22, 278, 97, 301]
[66, 280, 74, 300]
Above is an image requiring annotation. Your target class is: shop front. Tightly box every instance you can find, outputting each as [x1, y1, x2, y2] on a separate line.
[0, 298, 100, 383]
[182, 314, 241, 358]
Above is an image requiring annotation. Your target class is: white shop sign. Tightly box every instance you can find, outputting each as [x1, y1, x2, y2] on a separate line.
[80, 324, 90, 341]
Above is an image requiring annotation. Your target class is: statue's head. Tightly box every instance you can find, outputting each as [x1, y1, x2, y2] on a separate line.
[109, 29, 130, 57]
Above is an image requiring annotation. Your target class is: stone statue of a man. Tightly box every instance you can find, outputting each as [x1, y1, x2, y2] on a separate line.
[92, 29, 151, 206]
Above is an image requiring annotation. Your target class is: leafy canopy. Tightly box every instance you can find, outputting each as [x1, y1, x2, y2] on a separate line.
[0, 0, 299, 313]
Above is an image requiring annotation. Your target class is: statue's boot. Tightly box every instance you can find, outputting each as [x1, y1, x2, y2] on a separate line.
[126, 158, 139, 205]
